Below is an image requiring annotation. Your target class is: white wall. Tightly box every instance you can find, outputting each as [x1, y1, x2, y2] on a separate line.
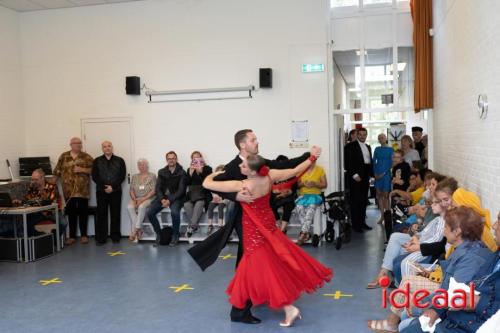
[433, 0, 500, 215]
[0, 6, 24, 179]
[19, 0, 330, 177]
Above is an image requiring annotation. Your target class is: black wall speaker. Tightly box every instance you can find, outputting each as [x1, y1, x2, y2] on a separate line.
[126, 76, 141, 95]
[259, 68, 272, 88]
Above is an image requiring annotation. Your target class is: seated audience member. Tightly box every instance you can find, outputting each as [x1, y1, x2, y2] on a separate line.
[368, 206, 496, 332]
[127, 158, 156, 243]
[295, 159, 327, 245]
[390, 169, 426, 207]
[399, 172, 444, 232]
[399, 210, 500, 333]
[147, 151, 186, 247]
[206, 165, 227, 235]
[270, 155, 298, 233]
[451, 188, 498, 253]
[53, 136, 93, 245]
[392, 178, 461, 275]
[184, 151, 212, 238]
[1, 169, 60, 237]
[367, 185, 450, 289]
[401, 135, 421, 171]
[391, 149, 411, 192]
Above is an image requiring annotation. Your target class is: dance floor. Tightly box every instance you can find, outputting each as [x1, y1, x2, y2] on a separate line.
[0, 207, 386, 333]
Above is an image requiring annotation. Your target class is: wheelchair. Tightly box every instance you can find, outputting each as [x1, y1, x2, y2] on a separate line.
[313, 191, 351, 250]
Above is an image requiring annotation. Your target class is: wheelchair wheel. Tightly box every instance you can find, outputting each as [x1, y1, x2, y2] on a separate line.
[325, 229, 334, 243]
[335, 235, 342, 250]
[311, 234, 320, 247]
[325, 221, 334, 243]
[342, 220, 351, 243]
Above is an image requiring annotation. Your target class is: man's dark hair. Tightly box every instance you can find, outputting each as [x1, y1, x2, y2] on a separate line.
[165, 151, 177, 159]
[412, 126, 423, 133]
[276, 155, 288, 162]
[234, 129, 253, 150]
[357, 127, 367, 134]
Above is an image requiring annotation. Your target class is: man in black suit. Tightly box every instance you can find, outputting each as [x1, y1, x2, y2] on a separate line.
[344, 127, 373, 232]
[188, 129, 317, 324]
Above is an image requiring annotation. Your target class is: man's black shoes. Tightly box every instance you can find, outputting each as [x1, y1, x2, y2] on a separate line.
[231, 315, 261, 324]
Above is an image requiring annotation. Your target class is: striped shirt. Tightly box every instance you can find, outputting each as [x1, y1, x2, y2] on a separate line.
[418, 216, 445, 243]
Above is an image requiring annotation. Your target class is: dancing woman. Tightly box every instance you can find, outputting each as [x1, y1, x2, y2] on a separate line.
[203, 152, 332, 327]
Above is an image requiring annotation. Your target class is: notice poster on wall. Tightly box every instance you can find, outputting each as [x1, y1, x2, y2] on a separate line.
[290, 120, 309, 148]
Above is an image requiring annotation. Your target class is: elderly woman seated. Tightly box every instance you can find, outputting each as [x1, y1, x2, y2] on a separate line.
[368, 206, 496, 332]
[400, 210, 500, 333]
[127, 158, 156, 242]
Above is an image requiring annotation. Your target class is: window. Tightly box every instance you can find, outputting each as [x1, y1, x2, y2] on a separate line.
[330, 0, 358, 8]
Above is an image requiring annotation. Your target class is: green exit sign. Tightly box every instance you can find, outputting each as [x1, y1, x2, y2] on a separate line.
[302, 64, 324, 73]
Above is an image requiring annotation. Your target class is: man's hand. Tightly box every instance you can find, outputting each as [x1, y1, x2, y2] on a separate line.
[104, 185, 113, 194]
[353, 175, 362, 182]
[421, 309, 440, 326]
[236, 187, 254, 203]
[161, 199, 170, 208]
[309, 145, 322, 158]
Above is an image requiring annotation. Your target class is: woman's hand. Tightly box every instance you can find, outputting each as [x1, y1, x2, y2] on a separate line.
[305, 180, 317, 188]
[421, 309, 440, 326]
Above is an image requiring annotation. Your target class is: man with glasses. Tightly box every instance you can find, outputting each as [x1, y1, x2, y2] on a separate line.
[147, 151, 187, 246]
[53, 137, 93, 245]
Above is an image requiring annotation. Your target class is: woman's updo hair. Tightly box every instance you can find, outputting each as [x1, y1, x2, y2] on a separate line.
[246, 154, 266, 173]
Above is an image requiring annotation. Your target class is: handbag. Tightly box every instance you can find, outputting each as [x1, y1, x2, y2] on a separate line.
[188, 185, 205, 203]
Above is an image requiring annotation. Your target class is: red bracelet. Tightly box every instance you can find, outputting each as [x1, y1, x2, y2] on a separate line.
[309, 155, 317, 162]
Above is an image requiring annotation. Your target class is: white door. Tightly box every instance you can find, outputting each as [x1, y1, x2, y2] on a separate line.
[81, 118, 134, 236]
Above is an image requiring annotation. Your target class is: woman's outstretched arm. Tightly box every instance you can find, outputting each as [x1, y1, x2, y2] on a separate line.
[269, 147, 321, 183]
[203, 171, 244, 193]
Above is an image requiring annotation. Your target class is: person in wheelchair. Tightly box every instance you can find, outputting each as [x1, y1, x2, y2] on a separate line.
[295, 159, 327, 245]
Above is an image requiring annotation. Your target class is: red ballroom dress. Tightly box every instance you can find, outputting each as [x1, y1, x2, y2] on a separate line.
[226, 192, 333, 310]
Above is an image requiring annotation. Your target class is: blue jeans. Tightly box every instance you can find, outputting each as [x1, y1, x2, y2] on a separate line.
[392, 253, 410, 285]
[382, 232, 411, 271]
[147, 199, 182, 237]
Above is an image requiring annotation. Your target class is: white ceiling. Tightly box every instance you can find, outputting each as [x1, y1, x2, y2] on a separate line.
[0, 0, 145, 12]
